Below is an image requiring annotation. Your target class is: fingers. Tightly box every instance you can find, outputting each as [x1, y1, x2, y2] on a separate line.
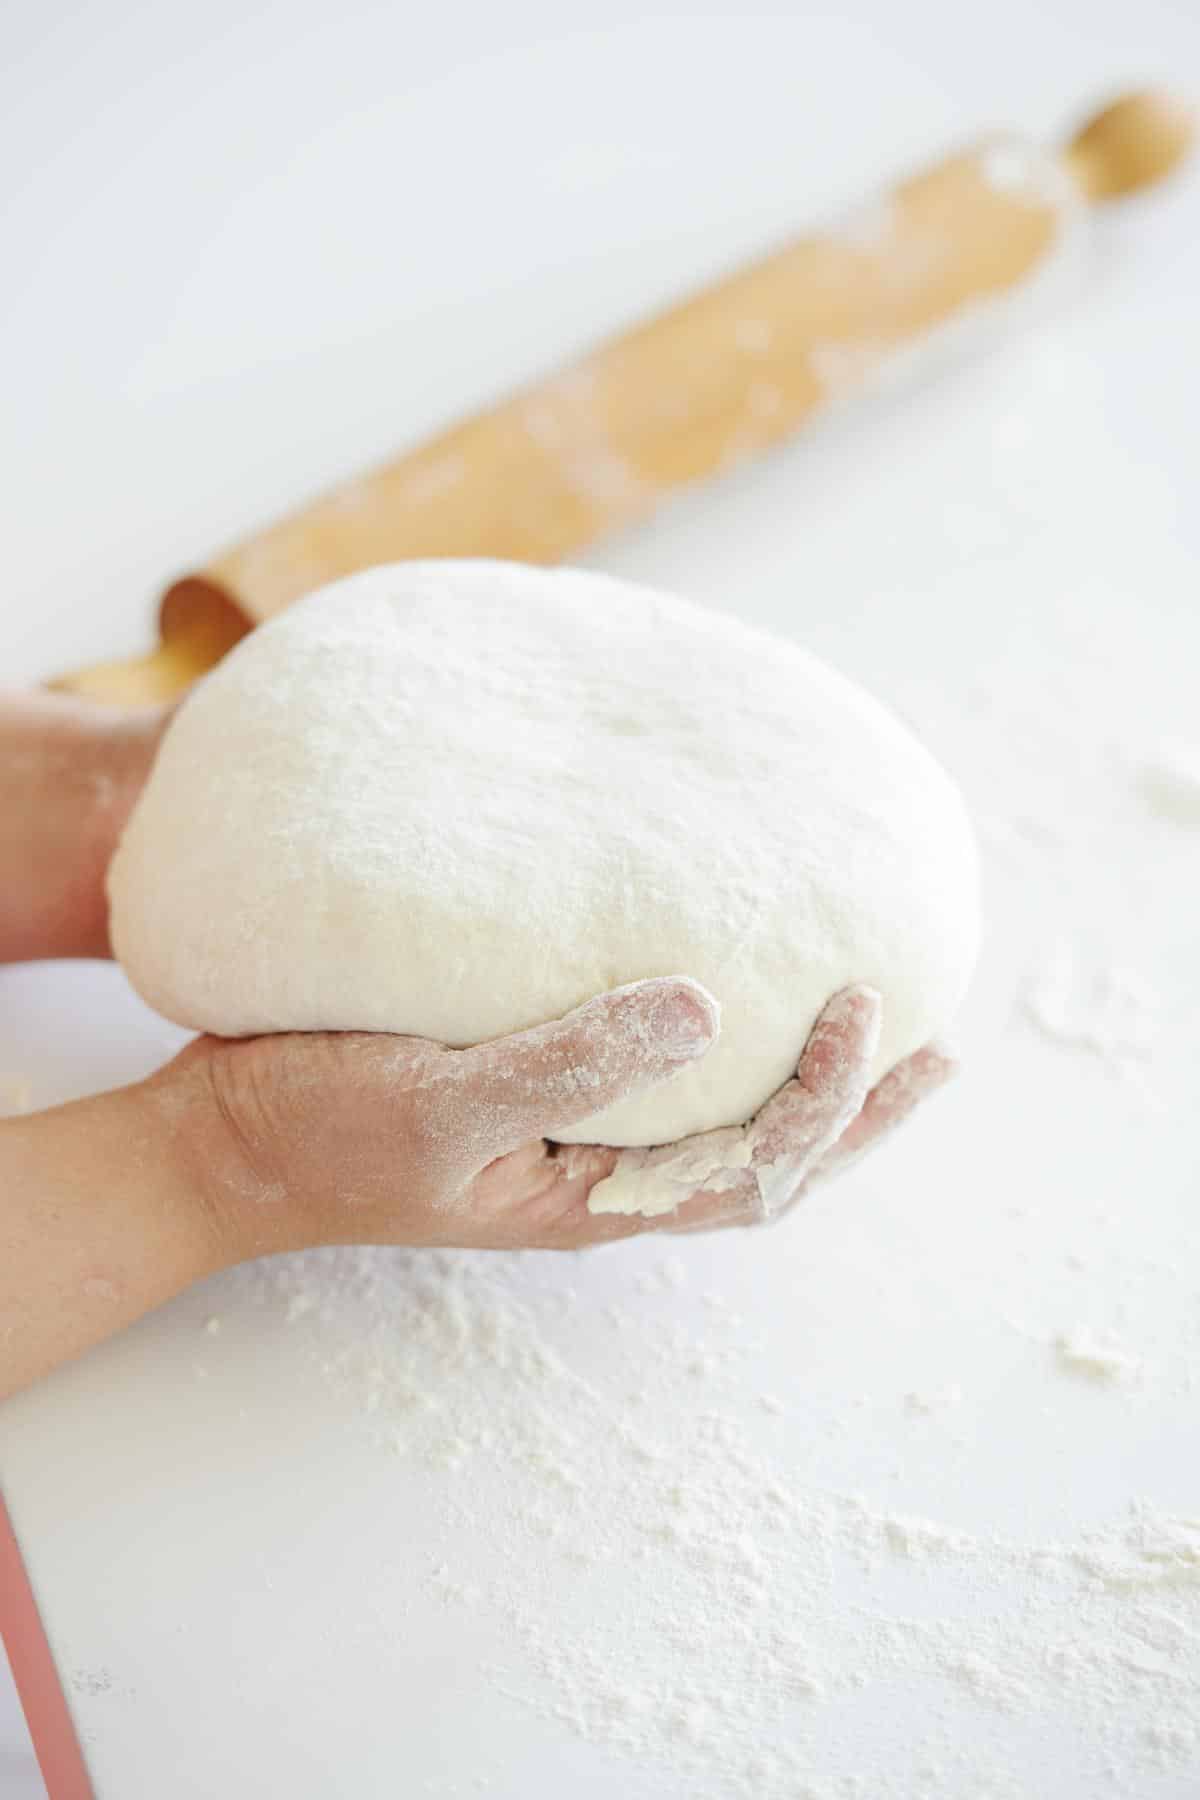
[453, 977, 720, 1160]
[577, 986, 882, 1233]
[812, 1041, 956, 1182]
[742, 984, 881, 1219]
[682, 1035, 956, 1233]
[455, 987, 952, 1252]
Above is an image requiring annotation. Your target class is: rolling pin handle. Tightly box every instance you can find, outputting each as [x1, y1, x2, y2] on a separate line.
[1064, 90, 1196, 202]
[48, 576, 249, 703]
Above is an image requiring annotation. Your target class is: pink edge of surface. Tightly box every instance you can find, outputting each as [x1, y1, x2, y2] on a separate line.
[0, 1493, 92, 1799]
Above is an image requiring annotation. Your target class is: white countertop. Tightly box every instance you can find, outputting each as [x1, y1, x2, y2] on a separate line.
[2, 3, 1199, 1796]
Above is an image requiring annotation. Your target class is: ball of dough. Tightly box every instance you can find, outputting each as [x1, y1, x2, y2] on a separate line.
[108, 561, 979, 1147]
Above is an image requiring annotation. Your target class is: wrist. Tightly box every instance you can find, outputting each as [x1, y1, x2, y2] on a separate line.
[0, 1073, 232, 1397]
[74, 706, 169, 955]
[0, 694, 167, 961]
[144, 1039, 312, 1267]
[118, 1071, 239, 1282]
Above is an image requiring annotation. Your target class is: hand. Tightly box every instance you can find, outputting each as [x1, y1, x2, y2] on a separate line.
[166, 976, 724, 1257]
[1, 975, 720, 1394]
[2, 966, 951, 1398]
[166, 982, 952, 1256]
[581, 986, 954, 1228]
[0, 692, 168, 961]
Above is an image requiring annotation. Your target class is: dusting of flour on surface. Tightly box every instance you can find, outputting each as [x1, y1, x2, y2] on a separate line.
[1142, 738, 1200, 824]
[232, 1247, 1200, 1798]
[1053, 1328, 1143, 1386]
[1023, 941, 1159, 1073]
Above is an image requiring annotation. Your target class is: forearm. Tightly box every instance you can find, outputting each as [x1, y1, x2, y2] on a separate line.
[0, 1076, 232, 1398]
[0, 692, 162, 962]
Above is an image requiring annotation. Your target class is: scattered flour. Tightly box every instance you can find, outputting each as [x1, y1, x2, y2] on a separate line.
[1054, 1328, 1142, 1385]
[977, 811, 1063, 856]
[904, 1383, 963, 1415]
[233, 1247, 1200, 1798]
[1023, 942, 1159, 1072]
[1142, 738, 1200, 824]
[805, 145, 1084, 423]
[68, 1666, 133, 1700]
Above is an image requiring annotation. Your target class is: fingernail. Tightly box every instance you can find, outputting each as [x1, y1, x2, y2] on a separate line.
[823, 984, 883, 1046]
[836, 983, 882, 1017]
[631, 978, 720, 1062]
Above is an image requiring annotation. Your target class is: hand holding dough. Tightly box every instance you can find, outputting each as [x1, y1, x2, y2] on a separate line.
[108, 560, 980, 1149]
[151, 980, 927, 1249]
[587, 986, 954, 1220]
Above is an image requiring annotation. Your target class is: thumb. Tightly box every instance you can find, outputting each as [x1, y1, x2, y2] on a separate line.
[457, 977, 720, 1159]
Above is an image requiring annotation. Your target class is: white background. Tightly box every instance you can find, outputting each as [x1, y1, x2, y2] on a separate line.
[2, 2, 1199, 1796]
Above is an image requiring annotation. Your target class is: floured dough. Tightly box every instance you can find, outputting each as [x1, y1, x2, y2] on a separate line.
[108, 560, 979, 1146]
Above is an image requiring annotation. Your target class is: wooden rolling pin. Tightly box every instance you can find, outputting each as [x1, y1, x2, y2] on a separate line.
[59, 89, 1193, 703]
